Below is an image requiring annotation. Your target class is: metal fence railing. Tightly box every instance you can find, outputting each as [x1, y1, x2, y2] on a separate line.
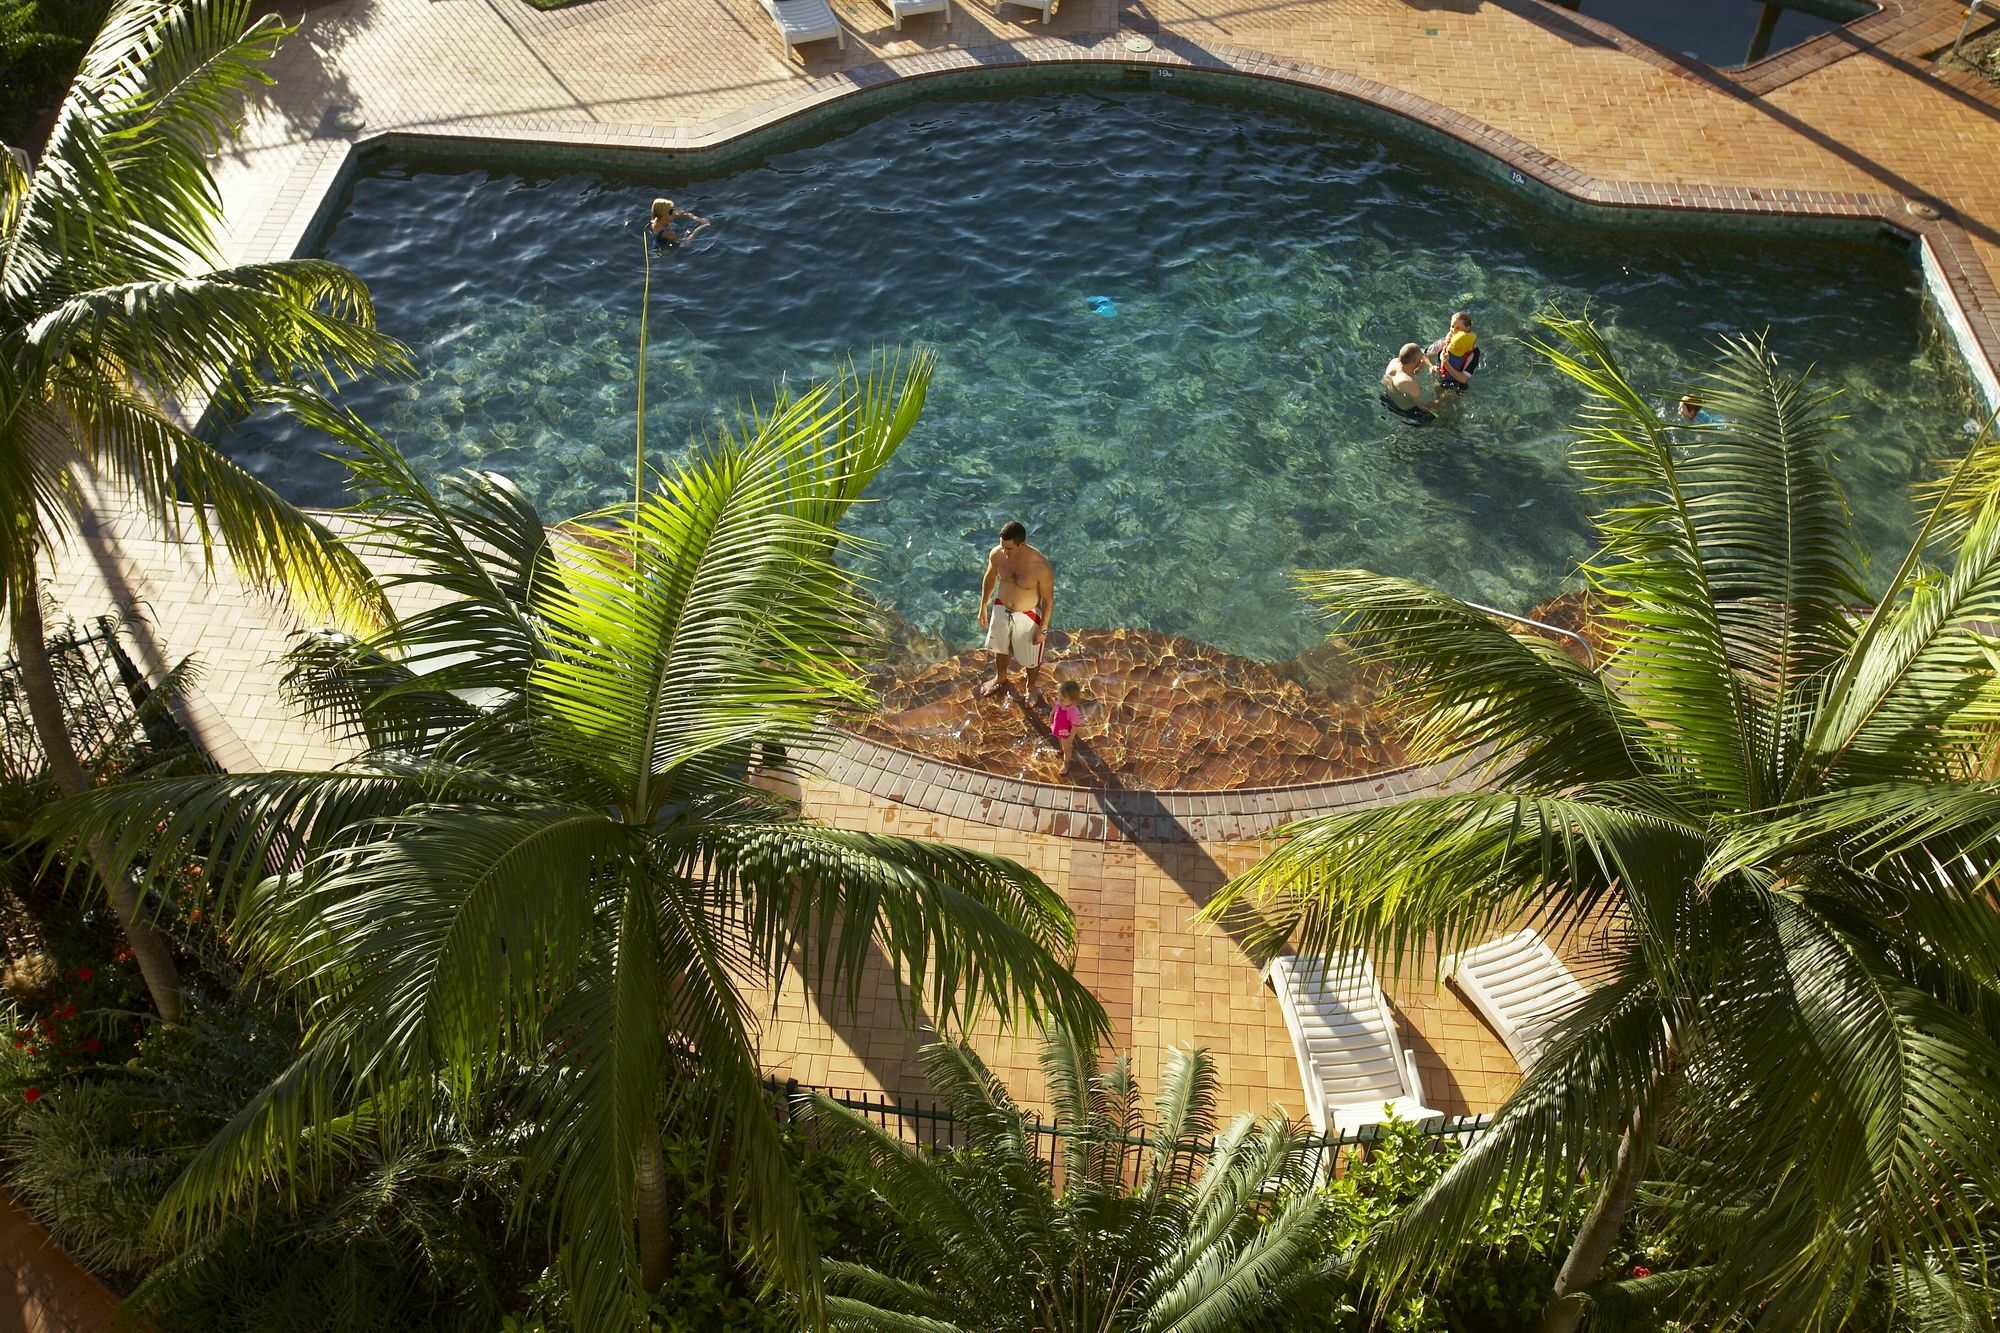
[766, 1076, 1489, 1185]
[0, 616, 194, 786]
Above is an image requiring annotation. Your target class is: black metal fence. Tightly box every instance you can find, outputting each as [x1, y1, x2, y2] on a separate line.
[766, 1076, 1489, 1184]
[0, 616, 192, 786]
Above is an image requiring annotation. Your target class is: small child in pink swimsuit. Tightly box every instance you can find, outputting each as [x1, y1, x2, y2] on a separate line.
[1050, 679, 1083, 772]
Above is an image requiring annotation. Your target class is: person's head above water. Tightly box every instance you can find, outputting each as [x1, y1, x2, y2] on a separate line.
[1397, 343, 1425, 369]
[1679, 393, 1703, 420]
[1059, 679, 1082, 704]
[651, 198, 674, 221]
[999, 519, 1028, 547]
[1451, 311, 1472, 332]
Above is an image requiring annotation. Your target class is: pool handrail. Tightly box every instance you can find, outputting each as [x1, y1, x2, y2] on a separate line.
[1465, 600, 1596, 671]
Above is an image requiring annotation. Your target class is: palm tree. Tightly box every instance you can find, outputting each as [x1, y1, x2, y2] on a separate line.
[806, 1027, 1341, 1331]
[1, 0, 402, 1021]
[44, 353, 1105, 1328]
[1204, 312, 2000, 1332]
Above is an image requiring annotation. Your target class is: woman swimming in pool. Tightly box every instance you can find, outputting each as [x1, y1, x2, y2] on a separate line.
[648, 198, 710, 252]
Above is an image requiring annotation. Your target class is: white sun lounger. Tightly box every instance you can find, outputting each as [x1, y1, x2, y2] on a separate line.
[877, 0, 949, 29]
[764, 0, 845, 61]
[1442, 929, 1587, 1071]
[1265, 951, 1439, 1136]
[996, 0, 1056, 21]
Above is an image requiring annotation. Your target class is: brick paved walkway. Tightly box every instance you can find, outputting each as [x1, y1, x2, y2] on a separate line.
[0, 1189, 121, 1333]
[20, 0, 2000, 1127]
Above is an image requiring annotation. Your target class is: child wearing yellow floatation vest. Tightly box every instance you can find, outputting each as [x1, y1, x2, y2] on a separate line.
[1428, 311, 1480, 392]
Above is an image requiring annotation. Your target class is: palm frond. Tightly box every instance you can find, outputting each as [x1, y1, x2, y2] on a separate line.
[1200, 793, 1694, 980]
[1674, 331, 1863, 695]
[684, 821, 1103, 1044]
[801, 1090, 1030, 1304]
[1149, 1045, 1219, 1191]
[0, 399, 81, 609]
[1528, 309, 1757, 811]
[31, 767, 458, 918]
[1039, 1020, 1099, 1183]
[27, 262, 403, 407]
[4, 1, 288, 296]
[1794, 501, 2000, 793]
[48, 380, 390, 631]
[1291, 569, 1644, 792]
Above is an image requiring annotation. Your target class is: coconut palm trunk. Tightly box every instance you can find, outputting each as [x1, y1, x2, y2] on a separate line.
[1536, 1069, 1677, 1333]
[635, 1133, 673, 1294]
[0, 0, 403, 1020]
[9, 582, 185, 1019]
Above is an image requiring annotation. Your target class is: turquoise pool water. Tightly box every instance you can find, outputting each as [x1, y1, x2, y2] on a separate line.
[222, 86, 1981, 661]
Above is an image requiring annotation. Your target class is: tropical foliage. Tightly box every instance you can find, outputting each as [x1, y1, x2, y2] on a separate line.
[40, 353, 1104, 1327]
[803, 1028, 1343, 1332]
[0, 0, 401, 1020]
[0, 990, 537, 1332]
[1205, 310, 2000, 1331]
[0, 0, 113, 143]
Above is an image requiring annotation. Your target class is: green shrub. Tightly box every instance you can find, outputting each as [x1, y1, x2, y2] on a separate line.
[1324, 1114, 1665, 1333]
[0, 990, 540, 1331]
[635, 1116, 890, 1331]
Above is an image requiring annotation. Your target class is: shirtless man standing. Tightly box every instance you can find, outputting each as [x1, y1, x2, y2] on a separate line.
[976, 520, 1054, 703]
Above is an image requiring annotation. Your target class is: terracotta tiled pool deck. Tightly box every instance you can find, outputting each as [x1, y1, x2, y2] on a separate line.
[26, 0, 2000, 1123]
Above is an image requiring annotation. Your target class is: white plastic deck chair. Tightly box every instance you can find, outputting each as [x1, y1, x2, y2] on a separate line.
[996, 0, 1056, 22]
[1441, 928, 1587, 1071]
[764, 0, 845, 61]
[1264, 951, 1439, 1137]
[876, 0, 949, 30]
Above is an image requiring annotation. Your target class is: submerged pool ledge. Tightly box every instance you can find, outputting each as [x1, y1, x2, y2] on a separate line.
[261, 35, 2000, 418]
[793, 732, 1482, 843]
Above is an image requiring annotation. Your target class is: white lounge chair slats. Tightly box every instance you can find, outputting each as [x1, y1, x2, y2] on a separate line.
[996, 0, 1056, 21]
[1265, 951, 1440, 1136]
[1442, 929, 1587, 1070]
[764, 0, 845, 60]
[876, 0, 949, 30]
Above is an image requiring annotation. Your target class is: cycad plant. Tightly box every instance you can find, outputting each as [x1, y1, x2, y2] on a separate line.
[42, 353, 1103, 1328]
[807, 1029, 1341, 1331]
[1205, 311, 2000, 1331]
[1, 992, 530, 1332]
[1, 0, 401, 1020]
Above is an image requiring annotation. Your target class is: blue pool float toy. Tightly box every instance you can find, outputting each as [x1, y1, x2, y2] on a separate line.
[1086, 294, 1118, 318]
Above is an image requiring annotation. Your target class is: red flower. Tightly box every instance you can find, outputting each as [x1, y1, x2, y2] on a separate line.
[22, 1087, 40, 1104]
[75, 967, 93, 982]
[80, 1038, 101, 1055]
[58, 1005, 77, 1020]
[1630, 1265, 1652, 1279]
[9, 1041, 20, 1051]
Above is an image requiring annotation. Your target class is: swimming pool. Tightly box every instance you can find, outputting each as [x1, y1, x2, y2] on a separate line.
[221, 84, 1980, 661]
